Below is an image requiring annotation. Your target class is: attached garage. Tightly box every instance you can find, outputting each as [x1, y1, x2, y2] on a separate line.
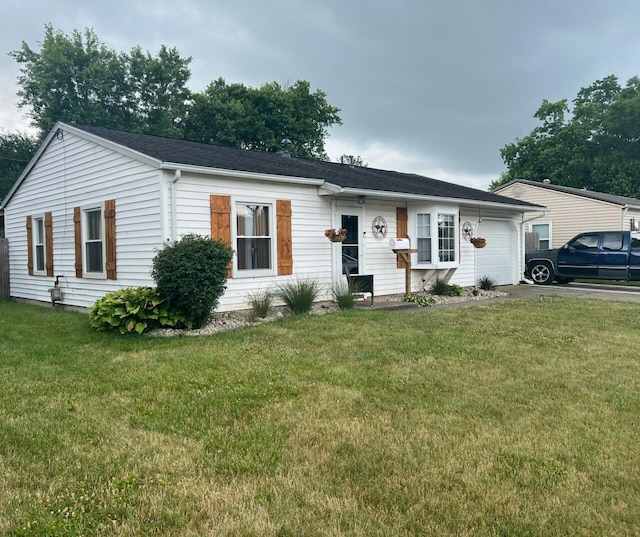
[475, 219, 518, 285]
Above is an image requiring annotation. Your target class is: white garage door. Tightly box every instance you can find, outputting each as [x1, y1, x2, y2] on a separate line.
[475, 220, 516, 285]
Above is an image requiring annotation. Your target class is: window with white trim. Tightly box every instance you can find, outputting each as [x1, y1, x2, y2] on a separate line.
[417, 213, 431, 263]
[33, 216, 46, 274]
[236, 203, 273, 273]
[531, 223, 550, 250]
[415, 209, 458, 266]
[83, 206, 105, 277]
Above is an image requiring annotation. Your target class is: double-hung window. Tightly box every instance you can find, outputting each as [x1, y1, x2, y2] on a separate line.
[236, 203, 273, 273]
[33, 216, 46, 274]
[414, 208, 458, 267]
[531, 223, 550, 250]
[83, 206, 105, 277]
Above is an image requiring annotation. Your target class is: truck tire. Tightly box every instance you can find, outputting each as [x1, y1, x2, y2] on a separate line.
[529, 261, 554, 285]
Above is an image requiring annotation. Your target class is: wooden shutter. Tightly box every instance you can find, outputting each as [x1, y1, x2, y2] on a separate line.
[26, 216, 33, 276]
[396, 207, 408, 269]
[276, 199, 293, 275]
[210, 195, 232, 277]
[73, 207, 83, 278]
[44, 212, 54, 276]
[104, 199, 117, 280]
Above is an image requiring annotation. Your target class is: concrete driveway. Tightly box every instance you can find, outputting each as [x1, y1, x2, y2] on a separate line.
[498, 282, 640, 304]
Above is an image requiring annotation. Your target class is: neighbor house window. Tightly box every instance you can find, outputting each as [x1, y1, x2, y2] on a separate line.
[236, 203, 272, 271]
[417, 213, 431, 263]
[532, 223, 550, 250]
[33, 216, 46, 273]
[84, 207, 105, 276]
[438, 214, 456, 262]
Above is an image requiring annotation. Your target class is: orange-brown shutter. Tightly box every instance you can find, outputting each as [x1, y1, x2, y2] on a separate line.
[73, 207, 83, 278]
[210, 195, 232, 277]
[44, 212, 54, 277]
[396, 207, 408, 269]
[276, 199, 293, 275]
[104, 199, 116, 280]
[26, 216, 33, 276]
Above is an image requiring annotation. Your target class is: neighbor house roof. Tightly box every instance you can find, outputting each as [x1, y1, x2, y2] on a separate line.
[496, 179, 640, 209]
[3, 123, 543, 211]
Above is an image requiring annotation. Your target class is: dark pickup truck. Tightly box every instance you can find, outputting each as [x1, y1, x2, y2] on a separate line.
[526, 230, 640, 285]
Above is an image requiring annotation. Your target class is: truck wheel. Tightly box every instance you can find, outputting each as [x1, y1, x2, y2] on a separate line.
[530, 262, 554, 285]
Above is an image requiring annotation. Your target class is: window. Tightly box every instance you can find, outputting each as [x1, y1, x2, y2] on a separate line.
[414, 209, 458, 266]
[602, 232, 623, 251]
[438, 214, 456, 262]
[417, 213, 431, 263]
[33, 216, 46, 273]
[236, 203, 272, 271]
[84, 207, 105, 276]
[532, 223, 550, 250]
[568, 233, 598, 251]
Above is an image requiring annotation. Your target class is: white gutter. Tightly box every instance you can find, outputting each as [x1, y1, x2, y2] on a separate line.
[160, 162, 325, 186]
[325, 185, 543, 212]
[170, 170, 181, 241]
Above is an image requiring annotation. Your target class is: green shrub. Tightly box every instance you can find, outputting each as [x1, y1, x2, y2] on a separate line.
[332, 280, 362, 310]
[89, 287, 187, 334]
[276, 279, 321, 315]
[404, 293, 436, 307]
[247, 290, 273, 321]
[152, 234, 233, 328]
[448, 283, 465, 297]
[477, 275, 496, 290]
[430, 276, 450, 296]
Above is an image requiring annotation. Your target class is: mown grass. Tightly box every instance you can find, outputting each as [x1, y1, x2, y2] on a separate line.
[1, 297, 639, 536]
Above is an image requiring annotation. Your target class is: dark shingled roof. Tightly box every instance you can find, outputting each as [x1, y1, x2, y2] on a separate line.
[73, 124, 539, 208]
[497, 179, 640, 208]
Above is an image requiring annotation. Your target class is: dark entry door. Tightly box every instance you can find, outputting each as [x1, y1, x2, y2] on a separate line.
[341, 214, 359, 275]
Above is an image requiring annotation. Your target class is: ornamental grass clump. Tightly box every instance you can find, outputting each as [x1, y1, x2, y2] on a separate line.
[152, 234, 233, 328]
[246, 290, 273, 321]
[332, 280, 361, 310]
[276, 279, 321, 314]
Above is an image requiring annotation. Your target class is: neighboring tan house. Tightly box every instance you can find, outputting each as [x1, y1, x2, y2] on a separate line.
[1, 122, 541, 311]
[494, 179, 640, 251]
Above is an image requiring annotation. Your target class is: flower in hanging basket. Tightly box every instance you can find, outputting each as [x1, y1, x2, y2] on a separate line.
[470, 237, 487, 248]
[325, 228, 347, 242]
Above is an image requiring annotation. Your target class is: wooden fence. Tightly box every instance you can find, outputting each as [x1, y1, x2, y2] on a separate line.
[0, 238, 8, 300]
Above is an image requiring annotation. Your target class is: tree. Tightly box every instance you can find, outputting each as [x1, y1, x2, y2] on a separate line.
[493, 75, 640, 198]
[183, 78, 341, 159]
[10, 24, 192, 136]
[0, 131, 38, 202]
[339, 154, 367, 167]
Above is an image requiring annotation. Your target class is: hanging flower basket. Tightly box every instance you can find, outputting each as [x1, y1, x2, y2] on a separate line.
[325, 228, 347, 242]
[470, 237, 487, 249]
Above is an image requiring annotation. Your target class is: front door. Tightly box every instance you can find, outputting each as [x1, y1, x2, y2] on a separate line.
[341, 214, 359, 275]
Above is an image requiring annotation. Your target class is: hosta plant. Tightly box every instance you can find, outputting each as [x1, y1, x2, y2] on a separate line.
[89, 287, 188, 335]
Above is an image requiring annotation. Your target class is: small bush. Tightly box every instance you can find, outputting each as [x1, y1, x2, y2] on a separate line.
[477, 275, 496, 290]
[430, 276, 451, 296]
[89, 287, 187, 334]
[404, 293, 436, 307]
[332, 280, 362, 310]
[152, 234, 233, 328]
[247, 290, 273, 321]
[276, 279, 321, 314]
[448, 283, 465, 297]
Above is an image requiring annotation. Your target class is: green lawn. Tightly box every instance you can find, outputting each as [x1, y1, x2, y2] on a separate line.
[1, 298, 639, 536]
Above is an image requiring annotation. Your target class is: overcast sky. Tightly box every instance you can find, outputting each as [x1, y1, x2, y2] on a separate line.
[1, 1, 639, 191]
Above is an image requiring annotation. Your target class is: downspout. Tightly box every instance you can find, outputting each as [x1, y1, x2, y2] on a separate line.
[170, 170, 181, 241]
[520, 210, 548, 283]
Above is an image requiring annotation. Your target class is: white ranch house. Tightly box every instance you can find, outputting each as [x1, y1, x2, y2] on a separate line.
[2, 123, 542, 311]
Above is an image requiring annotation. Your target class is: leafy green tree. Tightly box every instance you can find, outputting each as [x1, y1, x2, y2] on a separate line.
[183, 78, 341, 159]
[493, 75, 640, 198]
[10, 24, 191, 136]
[0, 131, 38, 202]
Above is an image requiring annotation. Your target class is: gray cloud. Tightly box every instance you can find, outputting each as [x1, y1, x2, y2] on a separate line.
[2, 0, 640, 190]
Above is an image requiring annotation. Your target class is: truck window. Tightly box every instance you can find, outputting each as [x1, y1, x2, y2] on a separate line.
[602, 232, 624, 251]
[568, 233, 599, 250]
